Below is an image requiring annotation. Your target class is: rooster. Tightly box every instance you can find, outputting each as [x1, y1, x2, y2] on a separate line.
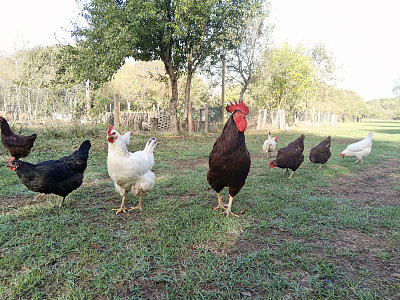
[107, 125, 157, 214]
[207, 100, 251, 217]
[0, 116, 37, 162]
[269, 134, 305, 179]
[6, 140, 91, 208]
[262, 132, 278, 157]
[309, 136, 331, 168]
[340, 131, 373, 164]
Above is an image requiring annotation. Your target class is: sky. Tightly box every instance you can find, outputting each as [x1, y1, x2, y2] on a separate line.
[0, 0, 399, 101]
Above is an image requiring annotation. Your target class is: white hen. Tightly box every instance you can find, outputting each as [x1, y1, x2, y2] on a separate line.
[107, 125, 157, 214]
[262, 132, 278, 157]
[340, 131, 373, 164]
[121, 131, 133, 145]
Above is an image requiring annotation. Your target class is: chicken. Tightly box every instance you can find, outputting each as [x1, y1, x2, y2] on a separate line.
[5, 140, 91, 208]
[121, 131, 133, 145]
[107, 125, 157, 214]
[207, 100, 251, 217]
[262, 132, 278, 157]
[340, 131, 373, 164]
[0, 116, 37, 162]
[269, 134, 305, 179]
[309, 136, 331, 168]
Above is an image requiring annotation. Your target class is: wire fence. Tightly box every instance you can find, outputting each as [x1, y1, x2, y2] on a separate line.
[0, 79, 338, 131]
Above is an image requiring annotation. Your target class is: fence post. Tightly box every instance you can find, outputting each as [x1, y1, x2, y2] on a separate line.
[114, 93, 120, 130]
[205, 107, 209, 133]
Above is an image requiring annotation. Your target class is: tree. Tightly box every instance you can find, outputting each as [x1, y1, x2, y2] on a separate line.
[71, 0, 262, 134]
[225, 3, 272, 101]
[256, 42, 315, 111]
[393, 77, 400, 96]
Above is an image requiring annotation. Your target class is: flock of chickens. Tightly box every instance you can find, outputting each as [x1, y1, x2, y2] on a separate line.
[0, 102, 373, 217]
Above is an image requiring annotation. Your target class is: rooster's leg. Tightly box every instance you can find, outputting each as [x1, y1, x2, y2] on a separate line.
[59, 197, 66, 209]
[319, 164, 323, 169]
[220, 195, 238, 217]
[129, 195, 143, 211]
[213, 192, 226, 210]
[287, 170, 294, 179]
[113, 195, 128, 215]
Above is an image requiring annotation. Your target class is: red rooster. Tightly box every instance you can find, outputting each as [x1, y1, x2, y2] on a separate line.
[207, 100, 251, 217]
[269, 134, 305, 179]
[0, 116, 37, 162]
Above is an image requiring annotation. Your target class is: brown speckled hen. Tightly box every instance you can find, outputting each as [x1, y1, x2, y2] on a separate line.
[207, 100, 251, 217]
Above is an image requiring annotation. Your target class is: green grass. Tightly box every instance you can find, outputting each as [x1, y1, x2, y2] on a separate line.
[1, 120, 399, 299]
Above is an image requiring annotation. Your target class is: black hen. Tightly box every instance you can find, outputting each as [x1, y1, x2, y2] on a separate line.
[0, 116, 37, 161]
[207, 100, 251, 217]
[6, 140, 91, 208]
[269, 134, 305, 179]
[309, 136, 331, 168]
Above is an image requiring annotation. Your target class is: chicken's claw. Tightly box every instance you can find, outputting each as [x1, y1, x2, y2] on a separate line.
[220, 209, 238, 217]
[213, 203, 226, 210]
[128, 206, 142, 211]
[113, 207, 128, 215]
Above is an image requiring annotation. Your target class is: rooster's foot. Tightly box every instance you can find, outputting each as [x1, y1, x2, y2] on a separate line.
[128, 206, 142, 211]
[220, 209, 238, 217]
[113, 207, 128, 215]
[213, 203, 227, 210]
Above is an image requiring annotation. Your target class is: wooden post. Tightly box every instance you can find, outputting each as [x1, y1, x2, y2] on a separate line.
[257, 109, 261, 131]
[205, 107, 209, 133]
[86, 79, 90, 119]
[114, 93, 120, 130]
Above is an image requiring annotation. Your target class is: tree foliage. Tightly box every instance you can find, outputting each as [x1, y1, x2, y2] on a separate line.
[70, 0, 262, 133]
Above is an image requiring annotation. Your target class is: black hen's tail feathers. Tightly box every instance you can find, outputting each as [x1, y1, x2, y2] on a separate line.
[58, 140, 91, 173]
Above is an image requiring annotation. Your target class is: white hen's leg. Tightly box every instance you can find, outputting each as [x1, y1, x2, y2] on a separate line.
[129, 195, 143, 211]
[113, 195, 128, 215]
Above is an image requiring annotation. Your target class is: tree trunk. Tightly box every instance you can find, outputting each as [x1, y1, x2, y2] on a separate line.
[163, 60, 179, 134]
[221, 56, 226, 119]
[185, 70, 193, 135]
[86, 79, 91, 119]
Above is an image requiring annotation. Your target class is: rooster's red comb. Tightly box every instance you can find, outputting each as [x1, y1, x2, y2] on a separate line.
[108, 124, 113, 135]
[226, 99, 249, 114]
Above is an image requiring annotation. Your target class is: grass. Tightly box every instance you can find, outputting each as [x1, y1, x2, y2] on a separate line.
[0, 120, 399, 299]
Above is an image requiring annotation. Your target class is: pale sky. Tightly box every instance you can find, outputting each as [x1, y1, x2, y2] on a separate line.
[1, 0, 399, 101]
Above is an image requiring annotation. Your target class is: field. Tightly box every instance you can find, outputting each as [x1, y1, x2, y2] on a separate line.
[0, 120, 399, 299]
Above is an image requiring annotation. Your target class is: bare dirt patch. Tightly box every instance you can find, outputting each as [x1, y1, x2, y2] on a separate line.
[315, 158, 400, 207]
[163, 156, 208, 170]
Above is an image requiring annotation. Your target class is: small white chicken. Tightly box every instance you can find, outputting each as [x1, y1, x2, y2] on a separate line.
[107, 125, 157, 214]
[121, 131, 133, 145]
[340, 131, 373, 164]
[262, 132, 278, 157]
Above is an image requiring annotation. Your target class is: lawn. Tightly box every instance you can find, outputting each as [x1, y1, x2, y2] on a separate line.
[0, 120, 399, 299]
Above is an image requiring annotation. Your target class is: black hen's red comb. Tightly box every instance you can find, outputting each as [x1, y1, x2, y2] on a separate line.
[226, 99, 249, 114]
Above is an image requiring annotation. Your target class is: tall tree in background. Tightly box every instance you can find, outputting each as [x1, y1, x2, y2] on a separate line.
[225, 3, 272, 101]
[70, 0, 261, 134]
[256, 42, 315, 111]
